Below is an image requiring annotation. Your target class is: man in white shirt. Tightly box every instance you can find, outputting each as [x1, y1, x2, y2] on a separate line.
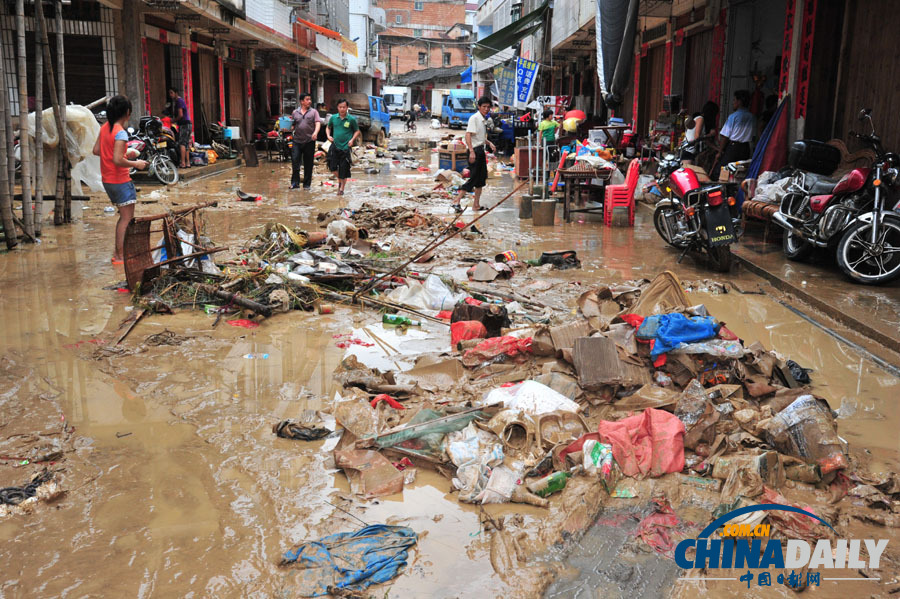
[714, 89, 755, 173]
[452, 96, 497, 212]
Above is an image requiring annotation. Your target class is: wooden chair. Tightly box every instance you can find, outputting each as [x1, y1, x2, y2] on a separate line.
[826, 139, 876, 177]
[604, 158, 640, 227]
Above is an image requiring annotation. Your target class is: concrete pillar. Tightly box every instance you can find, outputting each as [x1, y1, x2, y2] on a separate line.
[119, 2, 145, 115]
[786, 0, 805, 142]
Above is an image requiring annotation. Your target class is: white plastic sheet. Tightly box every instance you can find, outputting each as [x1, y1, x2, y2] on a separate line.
[479, 380, 581, 415]
[24, 105, 103, 195]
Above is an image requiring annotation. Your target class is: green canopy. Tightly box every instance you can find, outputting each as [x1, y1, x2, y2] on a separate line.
[473, 1, 549, 60]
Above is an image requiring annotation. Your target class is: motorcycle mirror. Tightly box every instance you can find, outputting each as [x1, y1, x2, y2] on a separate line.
[858, 108, 872, 121]
[684, 116, 696, 130]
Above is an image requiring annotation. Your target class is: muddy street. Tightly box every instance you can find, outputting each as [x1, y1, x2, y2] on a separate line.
[2, 152, 900, 599]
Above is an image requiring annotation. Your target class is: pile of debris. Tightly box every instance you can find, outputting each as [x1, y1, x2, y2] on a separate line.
[316, 203, 445, 234]
[273, 269, 900, 589]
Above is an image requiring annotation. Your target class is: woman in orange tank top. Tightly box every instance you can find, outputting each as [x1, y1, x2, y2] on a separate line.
[91, 95, 147, 265]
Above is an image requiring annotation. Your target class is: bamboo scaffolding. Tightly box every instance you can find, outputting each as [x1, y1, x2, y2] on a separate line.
[55, 0, 69, 222]
[33, 0, 44, 236]
[35, 1, 70, 224]
[0, 27, 16, 249]
[15, 0, 33, 238]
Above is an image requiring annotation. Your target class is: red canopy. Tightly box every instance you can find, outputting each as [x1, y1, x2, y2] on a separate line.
[294, 17, 340, 40]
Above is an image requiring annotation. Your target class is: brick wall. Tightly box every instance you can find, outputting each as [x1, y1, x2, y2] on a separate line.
[378, 0, 465, 36]
[381, 41, 468, 74]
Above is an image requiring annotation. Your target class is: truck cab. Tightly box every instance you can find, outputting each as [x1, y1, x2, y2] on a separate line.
[383, 86, 410, 119]
[441, 89, 476, 129]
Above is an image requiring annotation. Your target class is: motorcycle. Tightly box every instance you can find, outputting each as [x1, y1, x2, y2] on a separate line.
[651, 137, 741, 272]
[127, 125, 179, 185]
[772, 109, 900, 284]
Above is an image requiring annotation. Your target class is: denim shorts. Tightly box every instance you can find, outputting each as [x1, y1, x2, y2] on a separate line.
[103, 181, 137, 207]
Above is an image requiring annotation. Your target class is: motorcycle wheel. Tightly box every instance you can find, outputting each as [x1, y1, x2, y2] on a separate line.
[653, 206, 689, 249]
[836, 216, 900, 284]
[708, 245, 733, 272]
[376, 128, 386, 147]
[152, 155, 179, 185]
[782, 229, 813, 261]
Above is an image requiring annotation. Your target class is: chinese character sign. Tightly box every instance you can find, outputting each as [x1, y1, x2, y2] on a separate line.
[515, 58, 539, 108]
[494, 64, 517, 108]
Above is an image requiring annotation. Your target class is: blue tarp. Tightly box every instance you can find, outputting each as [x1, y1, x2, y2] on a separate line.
[281, 525, 418, 597]
[638, 313, 720, 357]
[460, 66, 473, 83]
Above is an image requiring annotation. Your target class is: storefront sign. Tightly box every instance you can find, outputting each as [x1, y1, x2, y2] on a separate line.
[632, 51, 640, 130]
[515, 58, 539, 108]
[708, 9, 727, 103]
[141, 37, 152, 114]
[159, 29, 168, 44]
[779, 0, 795, 97]
[182, 47, 194, 141]
[663, 40, 673, 96]
[218, 57, 226, 124]
[494, 64, 517, 107]
[795, 0, 817, 118]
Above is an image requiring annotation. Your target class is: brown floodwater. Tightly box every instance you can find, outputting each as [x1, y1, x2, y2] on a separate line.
[0, 153, 898, 597]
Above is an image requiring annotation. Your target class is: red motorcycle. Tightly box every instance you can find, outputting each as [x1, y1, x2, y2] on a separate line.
[773, 109, 900, 284]
[652, 139, 740, 272]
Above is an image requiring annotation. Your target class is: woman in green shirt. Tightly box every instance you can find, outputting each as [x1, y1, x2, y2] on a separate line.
[537, 109, 559, 145]
[326, 98, 361, 196]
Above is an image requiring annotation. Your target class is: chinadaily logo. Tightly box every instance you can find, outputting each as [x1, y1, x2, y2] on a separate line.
[675, 504, 887, 588]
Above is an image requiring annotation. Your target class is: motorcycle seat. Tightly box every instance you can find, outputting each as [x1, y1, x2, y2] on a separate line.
[804, 173, 839, 195]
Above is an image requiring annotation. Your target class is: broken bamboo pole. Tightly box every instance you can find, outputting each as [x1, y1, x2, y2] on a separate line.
[353, 180, 529, 300]
[14, 0, 34, 238]
[33, 0, 44, 236]
[36, 2, 70, 224]
[1, 5, 12, 203]
[195, 283, 273, 318]
[0, 16, 17, 249]
[54, 0, 68, 223]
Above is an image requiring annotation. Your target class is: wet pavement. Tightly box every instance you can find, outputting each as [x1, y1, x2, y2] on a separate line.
[735, 231, 900, 355]
[1, 149, 899, 597]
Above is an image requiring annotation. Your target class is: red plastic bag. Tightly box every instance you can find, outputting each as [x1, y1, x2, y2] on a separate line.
[462, 336, 532, 367]
[371, 394, 405, 410]
[436, 310, 453, 320]
[451, 321, 487, 345]
[227, 319, 260, 329]
[560, 408, 685, 478]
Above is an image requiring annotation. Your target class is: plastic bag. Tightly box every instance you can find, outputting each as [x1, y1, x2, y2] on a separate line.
[451, 321, 487, 345]
[372, 408, 482, 460]
[672, 339, 745, 358]
[448, 423, 504, 503]
[461, 336, 533, 367]
[386, 274, 463, 311]
[476, 465, 519, 504]
[583, 439, 620, 493]
[480, 380, 580, 415]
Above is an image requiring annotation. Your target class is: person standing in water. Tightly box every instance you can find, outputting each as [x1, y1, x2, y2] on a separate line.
[452, 96, 496, 212]
[290, 93, 321, 190]
[326, 98, 361, 196]
[92, 95, 147, 265]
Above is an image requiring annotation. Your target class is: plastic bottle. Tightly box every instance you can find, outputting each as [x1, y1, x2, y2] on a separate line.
[382, 314, 422, 326]
[526, 471, 571, 498]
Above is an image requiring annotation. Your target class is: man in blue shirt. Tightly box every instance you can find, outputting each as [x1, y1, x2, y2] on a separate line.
[714, 89, 754, 174]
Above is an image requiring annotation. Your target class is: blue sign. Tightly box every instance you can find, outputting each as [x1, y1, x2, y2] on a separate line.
[515, 58, 539, 107]
[494, 64, 516, 108]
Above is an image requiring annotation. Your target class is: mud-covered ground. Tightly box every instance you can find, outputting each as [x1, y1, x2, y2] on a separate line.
[1, 147, 899, 598]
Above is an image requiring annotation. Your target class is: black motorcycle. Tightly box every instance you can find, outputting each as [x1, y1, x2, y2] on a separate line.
[773, 109, 900, 284]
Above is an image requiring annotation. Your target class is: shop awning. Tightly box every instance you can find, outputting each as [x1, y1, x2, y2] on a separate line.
[294, 17, 340, 40]
[473, 1, 549, 60]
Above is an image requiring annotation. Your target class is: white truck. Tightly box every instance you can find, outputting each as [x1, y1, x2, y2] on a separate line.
[382, 86, 410, 119]
[430, 89, 451, 118]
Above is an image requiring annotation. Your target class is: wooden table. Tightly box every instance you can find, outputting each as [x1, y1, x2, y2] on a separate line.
[558, 163, 615, 222]
[591, 124, 630, 147]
